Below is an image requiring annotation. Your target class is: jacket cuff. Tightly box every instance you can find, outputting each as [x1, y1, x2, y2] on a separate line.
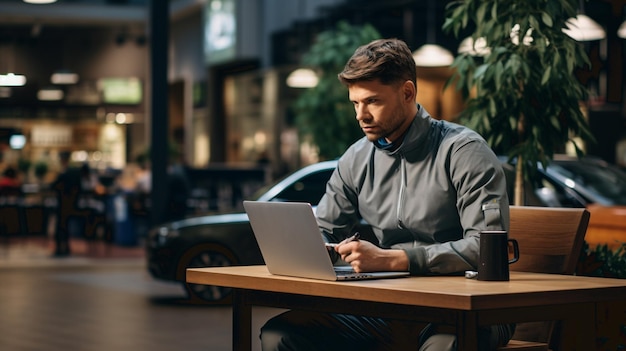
[404, 247, 428, 275]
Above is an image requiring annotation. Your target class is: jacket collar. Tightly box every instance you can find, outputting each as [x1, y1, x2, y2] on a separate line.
[374, 104, 432, 155]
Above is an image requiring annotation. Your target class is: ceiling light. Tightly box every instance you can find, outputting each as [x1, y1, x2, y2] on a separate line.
[618, 21, 626, 39]
[458, 37, 491, 56]
[51, 70, 79, 85]
[23, 0, 57, 4]
[0, 73, 27, 87]
[563, 14, 606, 41]
[415, 0, 455, 68]
[286, 68, 319, 88]
[115, 113, 135, 124]
[37, 87, 64, 101]
[412, 44, 455, 67]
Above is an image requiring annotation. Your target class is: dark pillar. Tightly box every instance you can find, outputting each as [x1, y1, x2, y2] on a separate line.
[150, 1, 169, 226]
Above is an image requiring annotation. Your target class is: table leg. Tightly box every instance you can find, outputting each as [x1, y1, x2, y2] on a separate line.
[233, 289, 252, 351]
[560, 302, 595, 351]
[457, 311, 478, 351]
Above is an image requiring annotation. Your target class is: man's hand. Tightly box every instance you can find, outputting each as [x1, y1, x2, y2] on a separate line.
[335, 240, 409, 273]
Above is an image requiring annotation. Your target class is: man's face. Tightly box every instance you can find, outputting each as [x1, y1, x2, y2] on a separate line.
[348, 79, 414, 143]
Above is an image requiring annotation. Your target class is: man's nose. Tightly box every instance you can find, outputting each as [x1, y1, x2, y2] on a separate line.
[355, 105, 368, 120]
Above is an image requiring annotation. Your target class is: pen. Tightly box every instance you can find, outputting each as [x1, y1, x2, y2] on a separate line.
[325, 232, 360, 248]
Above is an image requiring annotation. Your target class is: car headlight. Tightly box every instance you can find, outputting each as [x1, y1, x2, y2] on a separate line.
[149, 226, 180, 246]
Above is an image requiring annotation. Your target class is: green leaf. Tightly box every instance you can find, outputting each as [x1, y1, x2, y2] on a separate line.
[473, 64, 489, 80]
[494, 61, 503, 90]
[540, 66, 551, 85]
[477, 3, 487, 24]
[529, 16, 539, 31]
[541, 12, 553, 27]
[549, 115, 561, 131]
[489, 97, 496, 117]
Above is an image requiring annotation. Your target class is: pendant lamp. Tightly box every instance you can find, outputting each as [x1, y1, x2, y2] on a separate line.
[618, 21, 626, 39]
[286, 68, 319, 88]
[563, 14, 606, 41]
[413, 0, 454, 67]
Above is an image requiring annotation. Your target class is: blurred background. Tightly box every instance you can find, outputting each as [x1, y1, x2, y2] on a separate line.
[0, 0, 624, 244]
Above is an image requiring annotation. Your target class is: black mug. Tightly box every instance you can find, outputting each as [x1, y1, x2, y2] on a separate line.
[478, 230, 519, 281]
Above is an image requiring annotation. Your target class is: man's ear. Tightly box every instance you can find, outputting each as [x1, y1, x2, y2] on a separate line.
[403, 80, 417, 103]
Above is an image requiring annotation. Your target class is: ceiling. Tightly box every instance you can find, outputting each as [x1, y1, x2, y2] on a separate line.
[0, 0, 147, 27]
[0, 0, 169, 118]
[0, 0, 203, 28]
[1, 0, 622, 94]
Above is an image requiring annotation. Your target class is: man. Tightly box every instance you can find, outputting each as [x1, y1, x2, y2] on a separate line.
[51, 151, 82, 257]
[261, 38, 514, 350]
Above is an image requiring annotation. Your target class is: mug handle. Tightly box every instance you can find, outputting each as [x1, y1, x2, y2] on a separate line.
[508, 239, 519, 264]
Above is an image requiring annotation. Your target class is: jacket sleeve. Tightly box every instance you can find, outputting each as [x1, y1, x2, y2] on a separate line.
[403, 139, 510, 275]
[316, 160, 362, 244]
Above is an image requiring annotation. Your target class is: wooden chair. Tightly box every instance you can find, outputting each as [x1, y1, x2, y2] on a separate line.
[497, 206, 590, 351]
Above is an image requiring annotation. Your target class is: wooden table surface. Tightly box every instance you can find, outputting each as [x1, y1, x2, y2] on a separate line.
[187, 265, 626, 309]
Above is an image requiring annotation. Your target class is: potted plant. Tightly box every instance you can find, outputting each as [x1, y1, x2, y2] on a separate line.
[17, 157, 31, 181]
[443, 0, 595, 205]
[34, 161, 48, 182]
[577, 242, 626, 350]
[293, 21, 381, 160]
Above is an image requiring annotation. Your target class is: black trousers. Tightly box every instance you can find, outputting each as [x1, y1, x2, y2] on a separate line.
[260, 310, 515, 351]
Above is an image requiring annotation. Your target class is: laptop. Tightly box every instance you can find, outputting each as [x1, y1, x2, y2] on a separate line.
[243, 200, 410, 281]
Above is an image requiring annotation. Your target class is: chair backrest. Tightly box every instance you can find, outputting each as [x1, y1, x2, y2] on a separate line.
[509, 206, 590, 275]
[505, 206, 591, 350]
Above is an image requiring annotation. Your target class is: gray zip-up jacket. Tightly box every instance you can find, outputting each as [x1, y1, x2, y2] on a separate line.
[317, 106, 510, 275]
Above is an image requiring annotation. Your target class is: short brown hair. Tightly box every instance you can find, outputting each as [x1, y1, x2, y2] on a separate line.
[338, 38, 416, 86]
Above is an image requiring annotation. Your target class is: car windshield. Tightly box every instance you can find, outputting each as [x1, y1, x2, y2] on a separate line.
[549, 159, 626, 206]
[250, 168, 334, 204]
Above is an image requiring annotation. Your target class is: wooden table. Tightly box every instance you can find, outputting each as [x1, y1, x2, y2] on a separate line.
[187, 265, 626, 351]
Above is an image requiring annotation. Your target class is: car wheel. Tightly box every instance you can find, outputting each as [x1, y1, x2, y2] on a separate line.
[178, 243, 238, 304]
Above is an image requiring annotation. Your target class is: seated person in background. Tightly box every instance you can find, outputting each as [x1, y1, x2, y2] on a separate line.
[0, 166, 22, 189]
[0, 166, 21, 193]
[260, 38, 514, 351]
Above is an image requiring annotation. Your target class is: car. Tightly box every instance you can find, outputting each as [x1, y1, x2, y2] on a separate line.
[147, 156, 626, 303]
[146, 160, 339, 303]
[501, 155, 626, 250]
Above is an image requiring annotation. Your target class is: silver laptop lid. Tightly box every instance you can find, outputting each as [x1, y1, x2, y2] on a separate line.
[243, 201, 339, 280]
